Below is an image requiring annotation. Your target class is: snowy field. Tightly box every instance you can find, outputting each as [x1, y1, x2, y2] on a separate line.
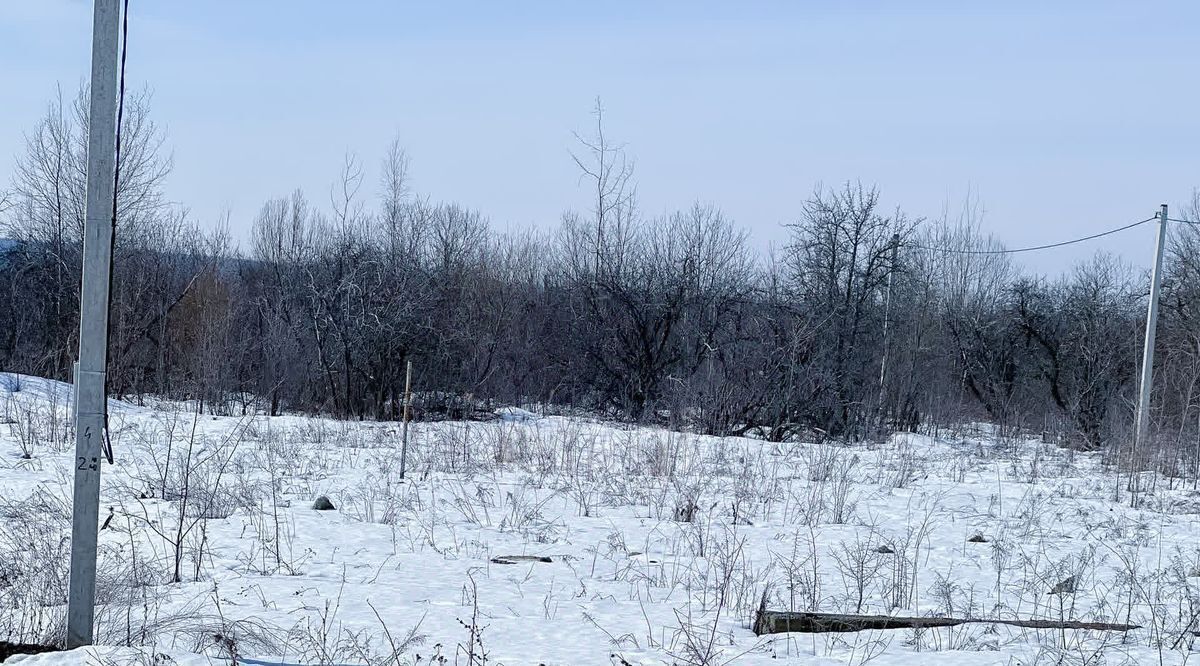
[3, 373, 1200, 665]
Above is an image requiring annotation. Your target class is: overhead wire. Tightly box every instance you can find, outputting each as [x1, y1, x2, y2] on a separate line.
[908, 215, 1160, 255]
[102, 0, 130, 466]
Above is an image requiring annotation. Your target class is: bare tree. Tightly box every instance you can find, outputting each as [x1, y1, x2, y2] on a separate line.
[785, 182, 917, 438]
[570, 97, 636, 281]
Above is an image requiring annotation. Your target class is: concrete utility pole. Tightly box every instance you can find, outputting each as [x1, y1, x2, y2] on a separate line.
[878, 233, 900, 421]
[1132, 204, 1169, 478]
[66, 0, 122, 648]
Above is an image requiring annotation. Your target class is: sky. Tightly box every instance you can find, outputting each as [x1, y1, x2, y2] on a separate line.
[2, 1, 1198, 273]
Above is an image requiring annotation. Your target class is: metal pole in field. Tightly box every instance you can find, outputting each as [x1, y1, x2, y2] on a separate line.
[66, 0, 122, 648]
[1132, 204, 1169, 502]
[400, 360, 413, 479]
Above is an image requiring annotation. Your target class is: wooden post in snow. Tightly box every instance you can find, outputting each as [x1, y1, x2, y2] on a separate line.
[400, 360, 413, 479]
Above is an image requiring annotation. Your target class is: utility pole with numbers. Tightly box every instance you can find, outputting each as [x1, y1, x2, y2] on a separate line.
[66, 0, 122, 648]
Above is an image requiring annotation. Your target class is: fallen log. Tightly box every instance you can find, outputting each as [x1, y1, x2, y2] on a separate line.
[490, 554, 553, 564]
[753, 611, 1141, 636]
[0, 642, 61, 661]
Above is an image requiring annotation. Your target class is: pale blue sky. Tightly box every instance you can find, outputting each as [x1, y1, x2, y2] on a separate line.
[2, 1, 1198, 271]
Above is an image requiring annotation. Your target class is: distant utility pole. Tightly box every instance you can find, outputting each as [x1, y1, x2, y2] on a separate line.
[66, 0, 122, 649]
[1132, 204, 1169, 492]
[878, 232, 900, 424]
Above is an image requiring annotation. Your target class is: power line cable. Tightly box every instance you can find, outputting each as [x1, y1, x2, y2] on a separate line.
[909, 215, 1159, 255]
[101, 0, 130, 466]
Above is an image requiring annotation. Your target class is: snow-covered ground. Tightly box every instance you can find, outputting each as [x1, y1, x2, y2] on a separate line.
[2, 373, 1200, 665]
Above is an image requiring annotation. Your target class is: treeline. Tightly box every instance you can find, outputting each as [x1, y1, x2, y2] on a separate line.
[3, 91, 1200, 471]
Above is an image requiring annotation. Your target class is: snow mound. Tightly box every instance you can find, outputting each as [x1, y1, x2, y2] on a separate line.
[0, 372, 141, 414]
[495, 406, 539, 422]
[0, 373, 74, 403]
